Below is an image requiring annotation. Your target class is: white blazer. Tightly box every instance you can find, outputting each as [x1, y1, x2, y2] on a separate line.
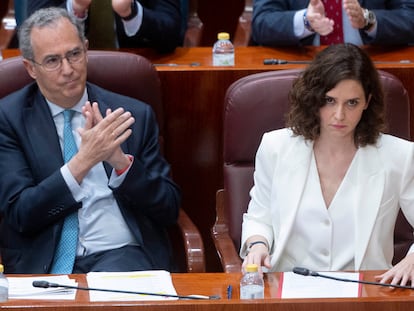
[241, 128, 414, 271]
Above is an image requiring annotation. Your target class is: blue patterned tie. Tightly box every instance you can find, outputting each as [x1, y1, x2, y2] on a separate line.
[51, 110, 79, 274]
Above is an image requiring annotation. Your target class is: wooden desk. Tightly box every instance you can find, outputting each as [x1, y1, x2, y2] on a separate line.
[2, 272, 414, 310]
[2, 47, 414, 272]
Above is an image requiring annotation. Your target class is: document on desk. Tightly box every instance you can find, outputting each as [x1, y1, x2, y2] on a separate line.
[280, 271, 361, 298]
[8, 275, 77, 300]
[86, 270, 178, 301]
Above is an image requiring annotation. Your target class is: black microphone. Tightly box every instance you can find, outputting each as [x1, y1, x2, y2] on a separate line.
[263, 59, 413, 65]
[32, 280, 221, 300]
[292, 267, 414, 290]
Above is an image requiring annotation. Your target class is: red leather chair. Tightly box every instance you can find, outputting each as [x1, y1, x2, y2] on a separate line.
[0, 50, 205, 272]
[211, 68, 412, 272]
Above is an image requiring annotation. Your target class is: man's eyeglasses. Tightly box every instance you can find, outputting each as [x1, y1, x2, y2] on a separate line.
[30, 48, 85, 71]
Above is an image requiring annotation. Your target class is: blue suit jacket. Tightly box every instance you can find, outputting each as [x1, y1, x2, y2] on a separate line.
[0, 82, 181, 273]
[252, 0, 414, 46]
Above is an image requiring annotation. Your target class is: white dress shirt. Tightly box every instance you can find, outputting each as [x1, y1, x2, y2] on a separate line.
[278, 151, 356, 271]
[47, 89, 137, 257]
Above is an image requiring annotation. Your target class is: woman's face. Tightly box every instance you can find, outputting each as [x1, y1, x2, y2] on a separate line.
[318, 79, 369, 141]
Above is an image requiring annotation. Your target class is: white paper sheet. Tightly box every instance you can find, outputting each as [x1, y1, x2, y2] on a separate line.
[86, 270, 178, 301]
[281, 271, 361, 298]
[8, 275, 77, 300]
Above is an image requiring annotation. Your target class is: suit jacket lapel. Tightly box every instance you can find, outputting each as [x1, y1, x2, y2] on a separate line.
[353, 144, 384, 269]
[23, 90, 63, 178]
[272, 138, 314, 265]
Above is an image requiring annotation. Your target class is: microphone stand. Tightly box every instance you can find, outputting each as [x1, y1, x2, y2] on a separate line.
[293, 267, 414, 290]
[263, 58, 413, 65]
[32, 281, 221, 300]
[311, 272, 414, 290]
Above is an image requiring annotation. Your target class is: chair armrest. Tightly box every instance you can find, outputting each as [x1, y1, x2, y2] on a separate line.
[211, 189, 242, 273]
[176, 208, 206, 272]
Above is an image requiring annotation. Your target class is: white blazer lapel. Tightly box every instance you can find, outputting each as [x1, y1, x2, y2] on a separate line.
[270, 138, 314, 268]
[353, 145, 385, 270]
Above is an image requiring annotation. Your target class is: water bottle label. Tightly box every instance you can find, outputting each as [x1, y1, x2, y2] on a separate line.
[240, 284, 264, 299]
[213, 54, 235, 66]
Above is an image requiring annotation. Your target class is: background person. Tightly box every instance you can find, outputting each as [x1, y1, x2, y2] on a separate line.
[14, 0, 183, 53]
[252, 0, 414, 46]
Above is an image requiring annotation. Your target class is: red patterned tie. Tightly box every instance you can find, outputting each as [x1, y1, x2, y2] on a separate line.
[320, 0, 344, 45]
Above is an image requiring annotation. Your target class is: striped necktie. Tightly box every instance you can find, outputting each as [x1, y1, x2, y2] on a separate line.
[50, 110, 79, 274]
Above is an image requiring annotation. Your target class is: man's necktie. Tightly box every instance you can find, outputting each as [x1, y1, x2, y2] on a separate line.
[50, 110, 79, 274]
[320, 0, 344, 45]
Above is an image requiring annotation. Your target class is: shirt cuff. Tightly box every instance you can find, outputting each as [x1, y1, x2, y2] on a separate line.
[294, 9, 314, 38]
[67, 0, 88, 21]
[122, 1, 143, 36]
[61, 164, 87, 202]
[364, 22, 378, 38]
[109, 155, 134, 188]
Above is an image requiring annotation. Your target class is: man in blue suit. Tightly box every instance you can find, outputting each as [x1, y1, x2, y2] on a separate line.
[0, 7, 181, 274]
[252, 0, 414, 46]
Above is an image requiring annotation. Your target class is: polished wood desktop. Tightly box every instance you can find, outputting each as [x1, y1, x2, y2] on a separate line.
[2, 46, 414, 272]
[2, 271, 414, 311]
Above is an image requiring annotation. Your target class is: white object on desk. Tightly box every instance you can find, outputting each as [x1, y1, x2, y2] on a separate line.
[8, 275, 77, 300]
[86, 270, 178, 301]
[281, 271, 361, 298]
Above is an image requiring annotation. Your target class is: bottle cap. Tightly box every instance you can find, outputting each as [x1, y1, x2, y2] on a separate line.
[0, 265, 3, 273]
[217, 32, 230, 40]
[245, 264, 259, 273]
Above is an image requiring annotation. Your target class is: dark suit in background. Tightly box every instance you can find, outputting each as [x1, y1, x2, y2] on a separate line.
[15, 0, 183, 52]
[252, 0, 414, 46]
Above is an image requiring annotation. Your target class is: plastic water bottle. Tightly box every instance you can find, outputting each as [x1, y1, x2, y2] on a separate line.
[212, 32, 235, 66]
[240, 263, 264, 299]
[0, 264, 9, 302]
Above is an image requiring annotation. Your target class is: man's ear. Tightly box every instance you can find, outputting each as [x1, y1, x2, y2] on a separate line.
[22, 58, 37, 80]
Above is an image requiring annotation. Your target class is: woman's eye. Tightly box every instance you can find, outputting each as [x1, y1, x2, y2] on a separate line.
[348, 99, 358, 106]
[325, 97, 334, 105]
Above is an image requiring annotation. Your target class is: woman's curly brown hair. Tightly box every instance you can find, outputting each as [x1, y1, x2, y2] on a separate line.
[286, 43, 386, 147]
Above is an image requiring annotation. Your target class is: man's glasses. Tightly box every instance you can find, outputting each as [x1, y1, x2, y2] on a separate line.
[30, 48, 85, 71]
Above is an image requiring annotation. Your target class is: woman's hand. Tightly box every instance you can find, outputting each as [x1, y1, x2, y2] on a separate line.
[242, 237, 271, 275]
[376, 253, 414, 286]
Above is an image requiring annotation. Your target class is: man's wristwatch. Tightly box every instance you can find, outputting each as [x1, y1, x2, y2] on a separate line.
[303, 10, 315, 32]
[362, 9, 376, 31]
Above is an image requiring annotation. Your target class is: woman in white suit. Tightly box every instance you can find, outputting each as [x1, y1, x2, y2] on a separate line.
[240, 43, 414, 286]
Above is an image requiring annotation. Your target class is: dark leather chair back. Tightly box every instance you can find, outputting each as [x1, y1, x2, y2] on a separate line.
[0, 50, 205, 272]
[214, 68, 411, 271]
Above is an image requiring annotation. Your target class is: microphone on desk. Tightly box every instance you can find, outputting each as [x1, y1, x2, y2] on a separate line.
[263, 58, 311, 65]
[292, 267, 414, 290]
[32, 280, 221, 300]
[263, 58, 413, 65]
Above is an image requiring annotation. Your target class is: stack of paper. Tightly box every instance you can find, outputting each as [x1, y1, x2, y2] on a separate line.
[281, 271, 361, 298]
[86, 270, 178, 301]
[8, 275, 77, 300]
